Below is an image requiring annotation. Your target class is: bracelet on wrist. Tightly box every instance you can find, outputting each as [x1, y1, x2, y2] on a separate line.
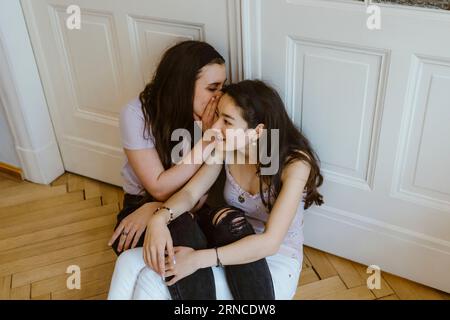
[153, 206, 174, 225]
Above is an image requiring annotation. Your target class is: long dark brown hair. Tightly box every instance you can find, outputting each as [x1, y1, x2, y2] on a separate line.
[222, 80, 324, 210]
[139, 41, 225, 169]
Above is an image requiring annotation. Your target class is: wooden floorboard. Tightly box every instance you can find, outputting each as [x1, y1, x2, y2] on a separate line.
[1, 172, 449, 300]
[31, 262, 115, 298]
[10, 284, 31, 300]
[11, 250, 117, 288]
[303, 246, 338, 279]
[0, 184, 67, 208]
[0, 275, 12, 299]
[295, 276, 347, 300]
[0, 191, 84, 218]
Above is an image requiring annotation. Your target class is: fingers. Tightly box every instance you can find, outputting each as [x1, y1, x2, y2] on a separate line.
[166, 238, 175, 268]
[117, 226, 131, 253]
[144, 243, 155, 271]
[165, 261, 174, 270]
[201, 95, 221, 130]
[204, 96, 218, 120]
[108, 223, 124, 247]
[143, 244, 148, 266]
[150, 247, 158, 273]
[157, 245, 166, 277]
[117, 234, 125, 252]
[123, 228, 137, 251]
[131, 228, 145, 249]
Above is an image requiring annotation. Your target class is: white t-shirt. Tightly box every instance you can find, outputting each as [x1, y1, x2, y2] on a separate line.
[119, 98, 155, 195]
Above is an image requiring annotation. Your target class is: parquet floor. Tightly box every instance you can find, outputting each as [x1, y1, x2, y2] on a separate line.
[0, 172, 449, 300]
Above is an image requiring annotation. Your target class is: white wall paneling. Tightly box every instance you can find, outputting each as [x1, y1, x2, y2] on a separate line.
[242, 0, 450, 292]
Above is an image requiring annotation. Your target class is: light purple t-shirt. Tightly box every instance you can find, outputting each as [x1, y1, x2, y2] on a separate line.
[119, 98, 156, 195]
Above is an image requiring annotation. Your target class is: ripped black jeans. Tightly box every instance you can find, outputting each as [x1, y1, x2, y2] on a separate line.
[111, 194, 275, 300]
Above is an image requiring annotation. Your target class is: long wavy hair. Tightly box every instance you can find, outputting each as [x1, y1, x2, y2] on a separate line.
[139, 41, 225, 170]
[222, 80, 324, 210]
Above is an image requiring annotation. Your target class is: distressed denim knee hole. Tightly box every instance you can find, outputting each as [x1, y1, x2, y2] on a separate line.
[212, 208, 234, 226]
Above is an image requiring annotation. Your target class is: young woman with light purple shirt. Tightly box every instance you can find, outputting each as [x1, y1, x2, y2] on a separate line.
[108, 41, 226, 255]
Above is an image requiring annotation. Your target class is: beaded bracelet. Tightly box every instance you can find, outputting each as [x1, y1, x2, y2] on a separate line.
[153, 206, 174, 224]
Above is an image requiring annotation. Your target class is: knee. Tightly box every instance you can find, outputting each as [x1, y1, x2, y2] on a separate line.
[169, 212, 208, 249]
[212, 207, 246, 232]
[133, 267, 170, 299]
[109, 248, 147, 300]
[114, 248, 145, 274]
[210, 206, 254, 246]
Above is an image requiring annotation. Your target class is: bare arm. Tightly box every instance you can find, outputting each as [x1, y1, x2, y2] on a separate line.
[125, 95, 220, 202]
[149, 150, 226, 223]
[125, 136, 213, 201]
[195, 159, 311, 267]
[143, 150, 225, 274]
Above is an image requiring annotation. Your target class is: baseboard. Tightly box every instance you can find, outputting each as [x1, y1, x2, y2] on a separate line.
[0, 162, 23, 180]
[16, 141, 65, 185]
[303, 205, 450, 293]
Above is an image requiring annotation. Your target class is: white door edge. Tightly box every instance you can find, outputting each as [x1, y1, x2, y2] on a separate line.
[0, 0, 64, 185]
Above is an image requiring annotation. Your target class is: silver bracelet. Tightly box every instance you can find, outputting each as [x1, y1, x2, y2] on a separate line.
[153, 206, 174, 224]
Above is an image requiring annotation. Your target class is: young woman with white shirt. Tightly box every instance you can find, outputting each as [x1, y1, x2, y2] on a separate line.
[108, 80, 324, 300]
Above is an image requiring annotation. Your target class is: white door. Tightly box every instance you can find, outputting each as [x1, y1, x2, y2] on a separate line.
[20, 0, 242, 186]
[242, 0, 450, 292]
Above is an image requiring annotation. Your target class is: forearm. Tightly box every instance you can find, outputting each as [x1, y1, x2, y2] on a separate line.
[196, 233, 277, 269]
[153, 138, 212, 200]
[163, 189, 198, 220]
[151, 150, 224, 223]
[145, 188, 198, 224]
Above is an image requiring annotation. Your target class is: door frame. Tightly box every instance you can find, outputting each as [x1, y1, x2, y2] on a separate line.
[0, 0, 64, 185]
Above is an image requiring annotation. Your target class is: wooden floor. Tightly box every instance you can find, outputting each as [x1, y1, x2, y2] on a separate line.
[0, 172, 449, 300]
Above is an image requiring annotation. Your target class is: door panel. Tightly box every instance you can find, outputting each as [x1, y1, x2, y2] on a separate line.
[21, 0, 241, 185]
[242, 0, 450, 292]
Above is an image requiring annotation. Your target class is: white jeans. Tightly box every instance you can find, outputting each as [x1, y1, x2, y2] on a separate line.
[107, 247, 302, 300]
